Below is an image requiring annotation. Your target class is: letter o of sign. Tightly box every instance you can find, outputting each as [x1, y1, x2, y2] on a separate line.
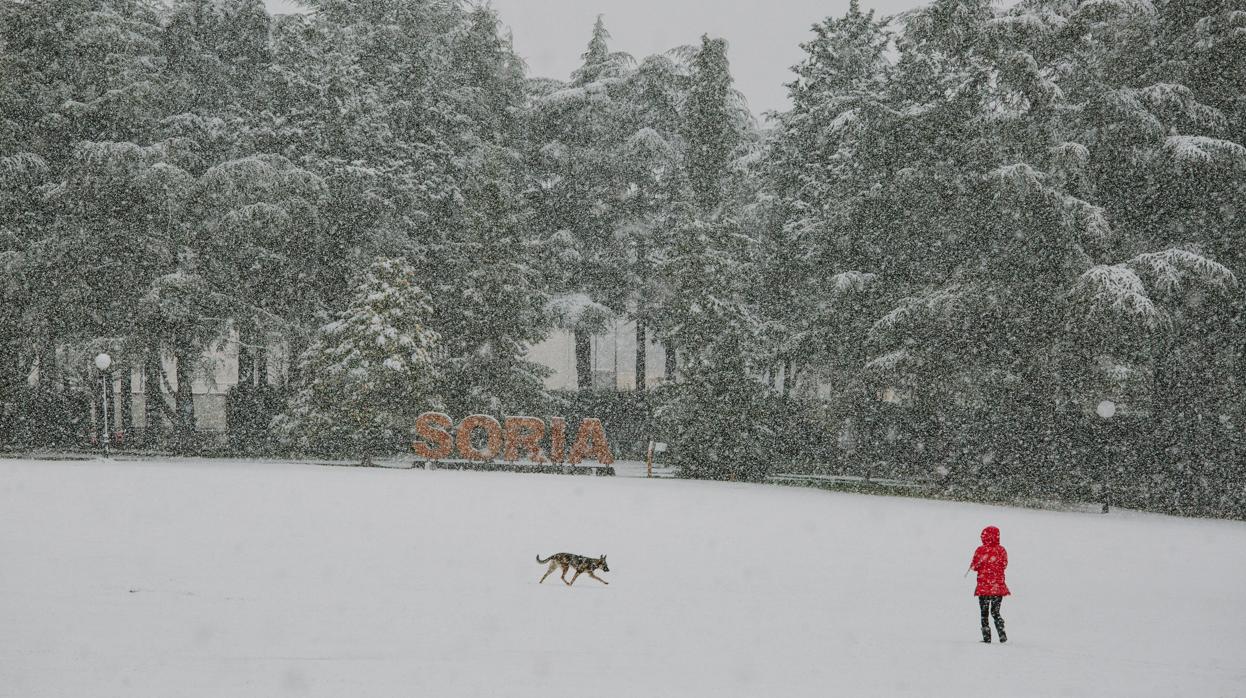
[456, 414, 503, 461]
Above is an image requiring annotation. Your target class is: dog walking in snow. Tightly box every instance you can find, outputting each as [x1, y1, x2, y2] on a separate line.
[537, 553, 609, 585]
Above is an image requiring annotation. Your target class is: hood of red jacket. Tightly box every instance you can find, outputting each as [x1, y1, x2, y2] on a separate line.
[981, 526, 1000, 546]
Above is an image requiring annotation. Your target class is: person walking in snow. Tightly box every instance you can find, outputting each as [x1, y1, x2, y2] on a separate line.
[969, 525, 1009, 643]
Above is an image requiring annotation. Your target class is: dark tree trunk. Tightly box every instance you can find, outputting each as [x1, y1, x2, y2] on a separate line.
[105, 374, 116, 440]
[664, 340, 676, 383]
[0, 344, 17, 445]
[37, 338, 56, 391]
[287, 334, 308, 387]
[50, 341, 62, 391]
[35, 339, 59, 447]
[143, 349, 166, 446]
[575, 328, 592, 390]
[231, 325, 276, 454]
[258, 344, 270, 387]
[173, 343, 195, 454]
[120, 367, 133, 443]
[237, 333, 255, 390]
[1151, 338, 1175, 457]
[635, 236, 650, 393]
[782, 359, 795, 398]
[0, 340, 14, 395]
[635, 319, 647, 392]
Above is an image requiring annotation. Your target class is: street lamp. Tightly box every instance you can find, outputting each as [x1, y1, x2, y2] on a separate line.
[95, 353, 112, 458]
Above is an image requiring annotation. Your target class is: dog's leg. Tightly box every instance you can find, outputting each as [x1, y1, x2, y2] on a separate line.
[588, 571, 609, 585]
[567, 569, 582, 586]
[539, 562, 557, 584]
[559, 563, 570, 583]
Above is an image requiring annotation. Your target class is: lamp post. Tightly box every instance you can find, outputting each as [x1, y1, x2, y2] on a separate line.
[95, 353, 112, 458]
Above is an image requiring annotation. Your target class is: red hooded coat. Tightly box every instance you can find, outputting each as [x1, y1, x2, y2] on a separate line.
[970, 526, 1010, 597]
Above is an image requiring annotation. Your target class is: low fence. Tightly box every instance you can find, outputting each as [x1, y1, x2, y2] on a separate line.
[768, 472, 934, 492]
[415, 458, 614, 476]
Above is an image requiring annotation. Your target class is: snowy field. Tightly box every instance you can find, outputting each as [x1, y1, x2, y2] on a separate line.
[2, 458, 1244, 698]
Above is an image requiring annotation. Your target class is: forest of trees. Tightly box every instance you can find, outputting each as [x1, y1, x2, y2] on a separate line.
[1, 0, 1243, 517]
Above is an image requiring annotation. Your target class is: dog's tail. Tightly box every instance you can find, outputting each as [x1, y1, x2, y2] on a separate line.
[536, 554, 554, 564]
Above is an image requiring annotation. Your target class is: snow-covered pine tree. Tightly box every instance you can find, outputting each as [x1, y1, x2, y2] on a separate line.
[834, 0, 1246, 498]
[257, 2, 478, 406]
[163, 0, 271, 115]
[0, 147, 48, 441]
[572, 15, 626, 85]
[1067, 248, 1241, 511]
[262, 11, 398, 317]
[615, 52, 689, 391]
[184, 153, 330, 449]
[1155, 0, 1246, 490]
[423, 11, 555, 416]
[528, 17, 636, 389]
[275, 0, 465, 264]
[0, 0, 166, 418]
[424, 170, 554, 417]
[848, 0, 1116, 485]
[652, 34, 758, 374]
[275, 257, 441, 465]
[655, 215, 772, 480]
[765, 0, 891, 396]
[653, 35, 773, 480]
[1054, 0, 1246, 503]
[455, 6, 527, 147]
[683, 35, 742, 216]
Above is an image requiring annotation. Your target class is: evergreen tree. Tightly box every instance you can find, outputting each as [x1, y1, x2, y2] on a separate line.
[654, 36, 770, 479]
[275, 258, 441, 465]
[615, 52, 690, 390]
[425, 147, 552, 416]
[766, 1, 891, 395]
[1054, 0, 1246, 502]
[683, 35, 743, 215]
[419, 5, 555, 415]
[656, 214, 771, 480]
[528, 16, 635, 389]
[663, 34, 760, 359]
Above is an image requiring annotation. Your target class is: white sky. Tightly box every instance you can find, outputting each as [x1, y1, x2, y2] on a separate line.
[261, 0, 934, 118]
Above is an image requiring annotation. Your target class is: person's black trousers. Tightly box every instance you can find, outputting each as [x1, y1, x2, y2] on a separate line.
[978, 595, 1006, 642]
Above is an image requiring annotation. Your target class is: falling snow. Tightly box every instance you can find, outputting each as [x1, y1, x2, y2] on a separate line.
[1, 0, 1245, 695]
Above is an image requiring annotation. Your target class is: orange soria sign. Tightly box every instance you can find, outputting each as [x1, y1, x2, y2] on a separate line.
[412, 413, 614, 465]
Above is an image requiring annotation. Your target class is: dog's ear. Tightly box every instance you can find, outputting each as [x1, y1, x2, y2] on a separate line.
[601, 554, 606, 560]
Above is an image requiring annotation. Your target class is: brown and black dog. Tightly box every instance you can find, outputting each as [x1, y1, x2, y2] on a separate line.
[536, 553, 609, 586]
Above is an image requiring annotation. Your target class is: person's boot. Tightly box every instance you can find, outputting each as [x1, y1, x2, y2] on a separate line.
[996, 621, 1007, 643]
[981, 626, 992, 643]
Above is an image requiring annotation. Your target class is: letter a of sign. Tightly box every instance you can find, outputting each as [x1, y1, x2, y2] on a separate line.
[567, 418, 614, 465]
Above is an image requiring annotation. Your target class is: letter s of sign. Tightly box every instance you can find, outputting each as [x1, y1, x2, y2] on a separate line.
[413, 412, 454, 460]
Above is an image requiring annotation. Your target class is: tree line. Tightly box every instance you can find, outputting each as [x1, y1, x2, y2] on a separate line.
[2, 0, 1243, 517]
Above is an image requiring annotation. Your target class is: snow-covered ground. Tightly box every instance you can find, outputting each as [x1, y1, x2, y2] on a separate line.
[2, 458, 1243, 698]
